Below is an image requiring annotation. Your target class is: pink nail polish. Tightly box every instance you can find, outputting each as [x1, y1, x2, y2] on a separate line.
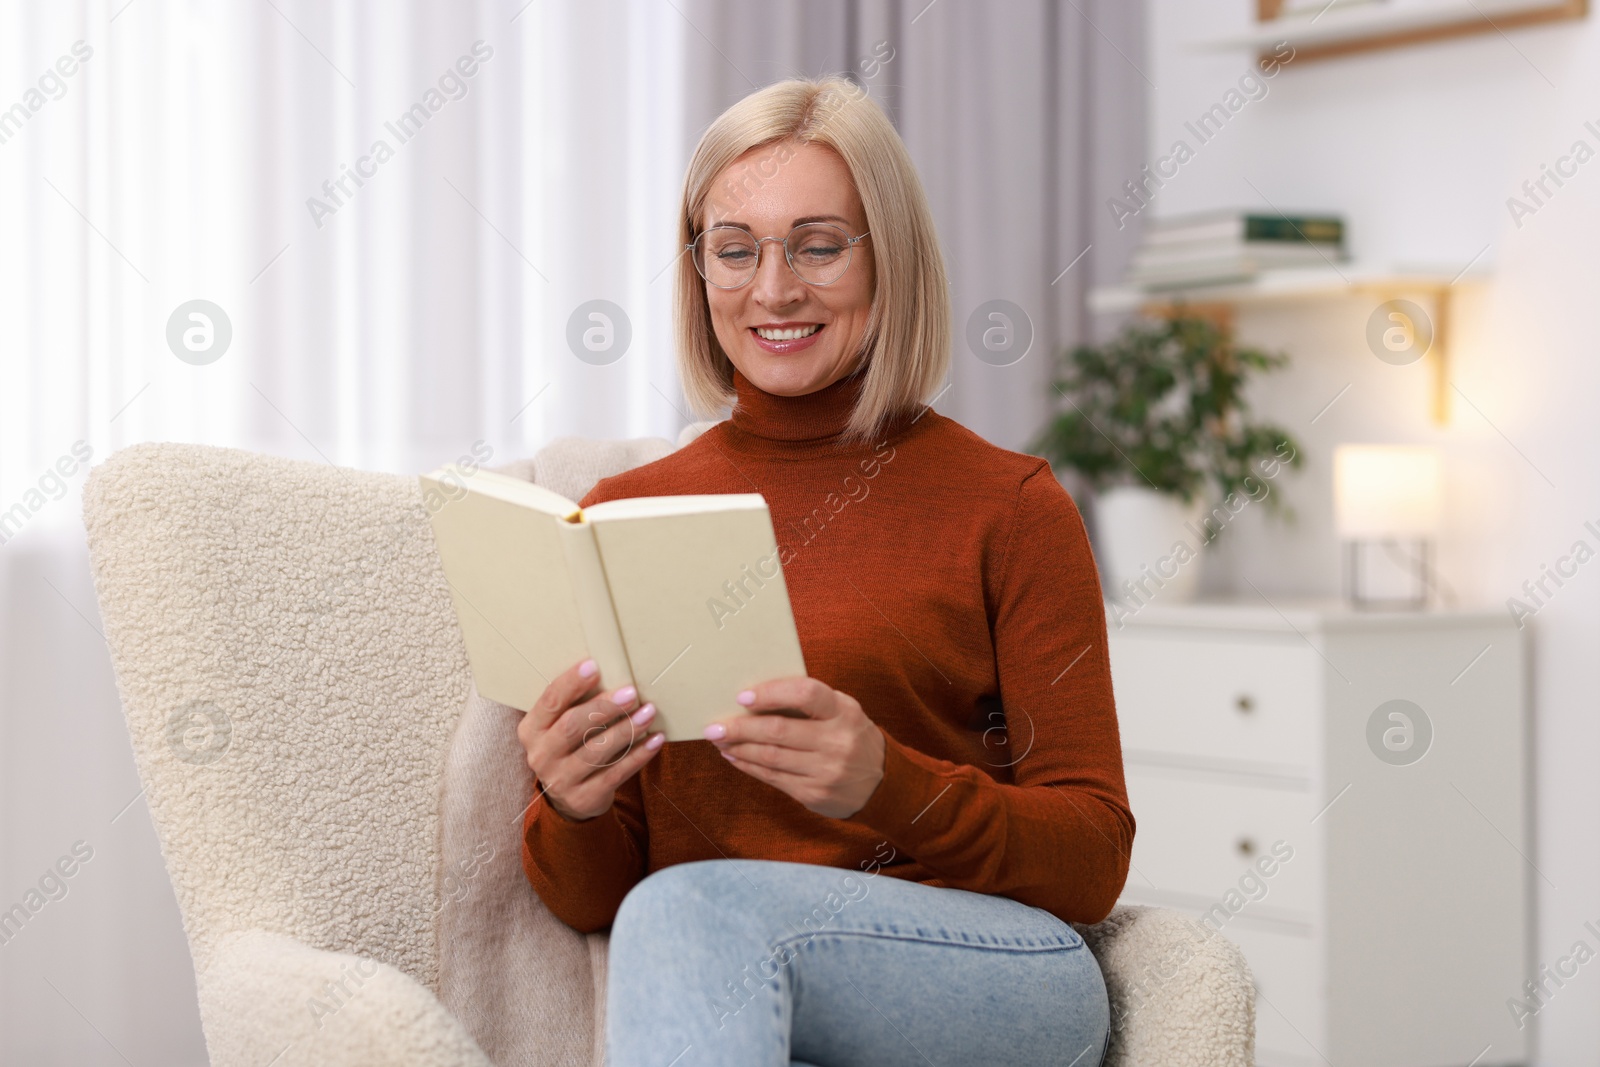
[645, 732, 666, 750]
[736, 690, 756, 706]
[630, 703, 656, 727]
[613, 686, 637, 707]
[721, 750, 737, 762]
[578, 659, 598, 678]
[703, 723, 726, 741]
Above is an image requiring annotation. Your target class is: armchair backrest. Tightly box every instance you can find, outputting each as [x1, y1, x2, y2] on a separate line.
[83, 442, 479, 988]
[80, 433, 691, 992]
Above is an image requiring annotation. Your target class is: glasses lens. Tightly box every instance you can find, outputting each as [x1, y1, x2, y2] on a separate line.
[695, 227, 759, 287]
[787, 223, 852, 284]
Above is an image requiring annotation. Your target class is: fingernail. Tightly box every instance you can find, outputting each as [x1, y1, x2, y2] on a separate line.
[736, 690, 756, 706]
[721, 750, 737, 762]
[703, 723, 726, 741]
[645, 732, 666, 750]
[630, 703, 656, 727]
[578, 659, 598, 678]
[613, 686, 637, 707]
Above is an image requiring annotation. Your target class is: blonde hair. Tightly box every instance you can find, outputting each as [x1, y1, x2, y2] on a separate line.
[674, 76, 951, 446]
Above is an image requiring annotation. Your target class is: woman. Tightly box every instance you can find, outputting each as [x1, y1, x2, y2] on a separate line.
[518, 75, 1132, 1067]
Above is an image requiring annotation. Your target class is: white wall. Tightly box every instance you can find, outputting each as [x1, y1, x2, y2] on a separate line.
[1145, 3, 1600, 1062]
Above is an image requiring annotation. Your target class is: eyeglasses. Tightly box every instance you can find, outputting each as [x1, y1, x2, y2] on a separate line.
[687, 222, 870, 289]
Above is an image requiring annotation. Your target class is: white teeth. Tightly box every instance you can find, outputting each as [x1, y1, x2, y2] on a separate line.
[755, 324, 822, 341]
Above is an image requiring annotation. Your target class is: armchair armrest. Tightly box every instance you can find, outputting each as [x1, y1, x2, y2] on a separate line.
[199, 930, 493, 1067]
[1075, 905, 1256, 1067]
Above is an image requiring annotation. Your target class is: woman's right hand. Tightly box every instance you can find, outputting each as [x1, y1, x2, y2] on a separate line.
[517, 658, 665, 821]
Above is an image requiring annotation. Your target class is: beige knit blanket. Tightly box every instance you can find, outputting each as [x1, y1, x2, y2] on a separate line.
[435, 425, 712, 1067]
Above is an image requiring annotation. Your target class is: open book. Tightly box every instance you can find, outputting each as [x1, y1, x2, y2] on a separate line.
[419, 465, 807, 742]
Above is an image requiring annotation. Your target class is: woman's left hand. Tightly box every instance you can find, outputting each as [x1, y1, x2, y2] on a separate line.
[704, 677, 885, 819]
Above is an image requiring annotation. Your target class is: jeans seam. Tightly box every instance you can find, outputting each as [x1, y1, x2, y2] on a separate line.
[772, 928, 1088, 954]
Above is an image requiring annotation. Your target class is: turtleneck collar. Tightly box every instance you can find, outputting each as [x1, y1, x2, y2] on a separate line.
[727, 365, 870, 444]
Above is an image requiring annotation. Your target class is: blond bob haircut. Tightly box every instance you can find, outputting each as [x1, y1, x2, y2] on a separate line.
[675, 76, 951, 447]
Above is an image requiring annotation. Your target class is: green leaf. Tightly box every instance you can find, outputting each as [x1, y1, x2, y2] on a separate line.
[1033, 310, 1304, 519]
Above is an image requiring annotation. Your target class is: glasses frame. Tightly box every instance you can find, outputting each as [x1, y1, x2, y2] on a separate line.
[686, 222, 871, 290]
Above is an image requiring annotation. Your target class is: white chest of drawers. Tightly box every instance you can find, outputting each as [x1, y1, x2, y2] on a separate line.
[1106, 599, 1528, 1067]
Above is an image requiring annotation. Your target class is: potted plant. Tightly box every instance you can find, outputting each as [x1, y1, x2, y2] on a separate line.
[1028, 311, 1303, 603]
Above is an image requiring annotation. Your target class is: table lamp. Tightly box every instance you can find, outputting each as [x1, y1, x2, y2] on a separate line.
[1333, 444, 1442, 609]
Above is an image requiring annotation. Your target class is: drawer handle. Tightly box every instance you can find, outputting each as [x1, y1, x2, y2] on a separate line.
[1236, 837, 1258, 857]
[1235, 694, 1255, 714]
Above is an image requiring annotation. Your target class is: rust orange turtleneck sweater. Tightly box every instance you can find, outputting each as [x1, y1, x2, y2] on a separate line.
[521, 366, 1134, 932]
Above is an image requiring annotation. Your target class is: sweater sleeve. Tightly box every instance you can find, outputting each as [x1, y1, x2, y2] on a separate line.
[520, 474, 651, 933]
[844, 463, 1135, 925]
[521, 774, 648, 933]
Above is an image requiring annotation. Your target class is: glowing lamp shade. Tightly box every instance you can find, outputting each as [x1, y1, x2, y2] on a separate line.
[1333, 445, 1442, 541]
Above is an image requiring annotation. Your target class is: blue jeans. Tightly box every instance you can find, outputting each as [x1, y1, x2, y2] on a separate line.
[605, 859, 1110, 1067]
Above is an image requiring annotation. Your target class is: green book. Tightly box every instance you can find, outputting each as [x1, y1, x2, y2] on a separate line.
[1243, 215, 1343, 244]
[1146, 210, 1344, 248]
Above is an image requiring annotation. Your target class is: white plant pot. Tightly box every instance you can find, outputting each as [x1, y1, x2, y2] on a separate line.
[1094, 486, 1207, 604]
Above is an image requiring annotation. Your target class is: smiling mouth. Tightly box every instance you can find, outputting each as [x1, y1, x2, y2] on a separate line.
[752, 324, 824, 341]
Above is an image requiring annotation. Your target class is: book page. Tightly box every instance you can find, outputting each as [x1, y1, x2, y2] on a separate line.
[421, 467, 632, 712]
[583, 493, 769, 521]
[588, 499, 807, 741]
[439, 468, 583, 519]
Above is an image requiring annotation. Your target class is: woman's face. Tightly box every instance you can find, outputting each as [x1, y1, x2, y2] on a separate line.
[698, 140, 875, 398]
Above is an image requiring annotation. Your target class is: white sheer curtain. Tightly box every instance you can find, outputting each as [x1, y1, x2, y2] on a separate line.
[0, 0, 1143, 1059]
[0, 1, 685, 1060]
[0, 0, 688, 485]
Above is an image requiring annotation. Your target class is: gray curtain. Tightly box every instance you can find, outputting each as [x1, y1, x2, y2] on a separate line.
[679, 0, 1147, 453]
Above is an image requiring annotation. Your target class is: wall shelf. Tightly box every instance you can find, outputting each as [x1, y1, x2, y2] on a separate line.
[1087, 264, 1480, 315]
[1206, 0, 1587, 64]
[1088, 264, 1491, 425]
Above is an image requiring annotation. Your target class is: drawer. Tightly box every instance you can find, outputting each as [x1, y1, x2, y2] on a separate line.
[1224, 925, 1324, 1065]
[1124, 769, 1317, 920]
[1110, 633, 1319, 771]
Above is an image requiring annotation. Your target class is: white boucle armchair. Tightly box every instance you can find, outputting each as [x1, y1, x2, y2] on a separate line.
[81, 433, 1255, 1067]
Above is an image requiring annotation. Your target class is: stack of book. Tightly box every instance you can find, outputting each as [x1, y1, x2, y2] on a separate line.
[1127, 210, 1346, 290]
